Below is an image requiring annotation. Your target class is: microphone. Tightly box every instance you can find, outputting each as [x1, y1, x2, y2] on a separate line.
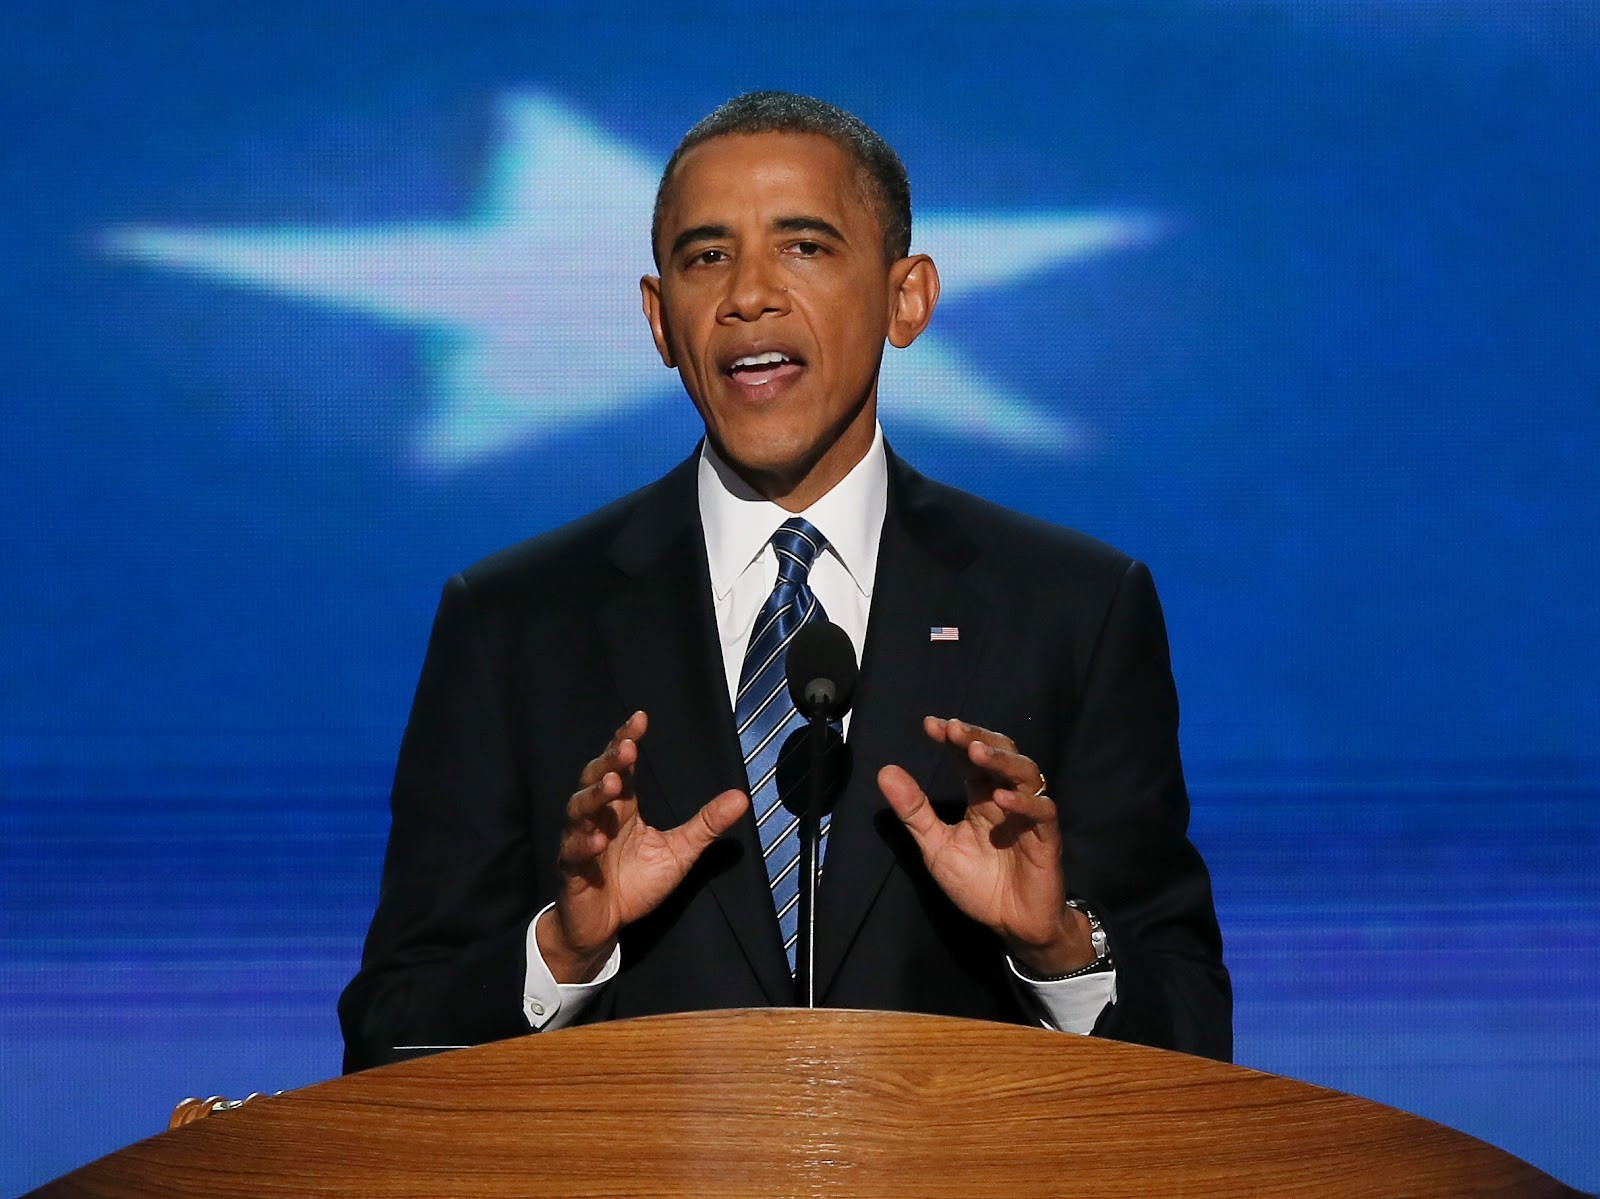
[785, 620, 858, 720]
[782, 621, 858, 1009]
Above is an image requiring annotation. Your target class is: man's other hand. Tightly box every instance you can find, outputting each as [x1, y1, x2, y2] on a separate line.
[878, 717, 1095, 977]
[536, 710, 748, 984]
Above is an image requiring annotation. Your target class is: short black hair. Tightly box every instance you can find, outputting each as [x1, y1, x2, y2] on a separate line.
[652, 91, 912, 266]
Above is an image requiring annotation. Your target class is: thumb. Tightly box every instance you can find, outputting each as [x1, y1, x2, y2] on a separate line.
[878, 765, 944, 846]
[670, 788, 749, 859]
[701, 788, 750, 837]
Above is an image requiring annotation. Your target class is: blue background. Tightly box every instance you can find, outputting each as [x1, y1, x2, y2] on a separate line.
[3, 1, 1597, 1190]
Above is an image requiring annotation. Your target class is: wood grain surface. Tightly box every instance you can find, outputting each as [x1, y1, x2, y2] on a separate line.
[29, 1008, 1581, 1198]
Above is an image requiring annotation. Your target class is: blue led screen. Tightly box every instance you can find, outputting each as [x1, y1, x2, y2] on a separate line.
[3, 2, 1597, 1190]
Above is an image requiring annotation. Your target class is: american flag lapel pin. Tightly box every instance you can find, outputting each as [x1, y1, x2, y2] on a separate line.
[929, 626, 960, 642]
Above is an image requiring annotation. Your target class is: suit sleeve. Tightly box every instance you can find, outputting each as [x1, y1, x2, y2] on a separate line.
[337, 573, 538, 1072]
[1058, 559, 1232, 1061]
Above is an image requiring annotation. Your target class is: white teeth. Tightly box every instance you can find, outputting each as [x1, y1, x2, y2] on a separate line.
[732, 351, 792, 368]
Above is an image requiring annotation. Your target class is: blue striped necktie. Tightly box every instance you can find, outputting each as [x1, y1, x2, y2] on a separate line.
[735, 516, 831, 972]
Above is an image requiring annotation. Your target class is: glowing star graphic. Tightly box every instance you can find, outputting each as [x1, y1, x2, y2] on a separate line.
[103, 92, 1161, 471]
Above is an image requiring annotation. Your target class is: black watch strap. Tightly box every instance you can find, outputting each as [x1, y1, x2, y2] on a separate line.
[1013, 899, 1114, 983]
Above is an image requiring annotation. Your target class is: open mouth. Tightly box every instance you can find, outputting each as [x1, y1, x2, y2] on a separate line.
[726, 349, 805, 391]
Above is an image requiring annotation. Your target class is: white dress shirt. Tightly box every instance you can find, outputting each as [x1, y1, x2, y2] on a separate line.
[524, 425, 1115, 1032]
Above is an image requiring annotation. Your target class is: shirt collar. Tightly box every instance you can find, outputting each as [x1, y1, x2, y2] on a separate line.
[698, 422, 888, 602]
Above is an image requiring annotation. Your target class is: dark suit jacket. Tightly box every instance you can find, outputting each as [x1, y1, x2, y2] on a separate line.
[338, 449, 1231, 1072]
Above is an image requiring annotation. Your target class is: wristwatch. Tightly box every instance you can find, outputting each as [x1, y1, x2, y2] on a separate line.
[1015, 898, 1114, 982]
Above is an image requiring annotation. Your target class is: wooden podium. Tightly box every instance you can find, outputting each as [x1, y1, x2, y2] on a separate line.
[30, 1009, 1578, 1197]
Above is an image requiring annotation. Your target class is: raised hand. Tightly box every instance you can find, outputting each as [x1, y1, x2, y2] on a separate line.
[877, 717, 1095, 976]
[536, 711, 748, 983]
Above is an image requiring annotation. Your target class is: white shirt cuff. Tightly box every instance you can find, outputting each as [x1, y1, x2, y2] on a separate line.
[523, 902, 621, 1031]
[1005, 957, 1118, 1034]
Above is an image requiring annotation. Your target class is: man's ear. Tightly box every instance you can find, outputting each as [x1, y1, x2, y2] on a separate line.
[886, 254, 940, 349]
[640, 274, 676, 367]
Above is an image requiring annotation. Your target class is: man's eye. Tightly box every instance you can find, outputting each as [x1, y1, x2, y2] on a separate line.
[791, 241, 823, 256]
[690, 248, 727, 266]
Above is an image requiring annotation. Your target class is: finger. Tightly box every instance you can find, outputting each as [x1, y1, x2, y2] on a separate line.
[942, 718, 1017, 755]
[877, 765, 948, 847]
[557, 825, 600, 871]
[559, 771, 641, 865]
[990, 787, 1059, 826]
[614, 709, 648, 743]
[557, 806, 615, 870]
[578, 711, 648, 787]
[966, 739, 1043, 791]
[566, 768, 629, 827]
[578, 733, 641, 791]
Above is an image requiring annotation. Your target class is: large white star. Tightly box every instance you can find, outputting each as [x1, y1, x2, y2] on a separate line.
[102, 92, 1160, 471]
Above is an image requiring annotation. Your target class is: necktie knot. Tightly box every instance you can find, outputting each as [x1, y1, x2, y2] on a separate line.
[771, 517, 826, 588]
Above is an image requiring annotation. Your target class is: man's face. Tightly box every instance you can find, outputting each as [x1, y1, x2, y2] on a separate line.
[642, 132, 936, 507]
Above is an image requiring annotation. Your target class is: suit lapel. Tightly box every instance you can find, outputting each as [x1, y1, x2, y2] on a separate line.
[814, 452, 989, 997]
[597, 455, 792, 1002]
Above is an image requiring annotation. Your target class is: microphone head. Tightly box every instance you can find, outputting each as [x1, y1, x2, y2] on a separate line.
[785, 621, 858, 719]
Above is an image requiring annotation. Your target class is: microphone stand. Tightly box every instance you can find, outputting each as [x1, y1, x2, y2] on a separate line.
[794, 708, 827, 1008]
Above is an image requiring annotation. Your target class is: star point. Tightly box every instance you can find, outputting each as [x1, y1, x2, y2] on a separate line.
[102, 91, 1159, 470]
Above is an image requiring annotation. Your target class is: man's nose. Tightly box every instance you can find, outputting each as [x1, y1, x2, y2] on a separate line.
[718, 254, 788, 322]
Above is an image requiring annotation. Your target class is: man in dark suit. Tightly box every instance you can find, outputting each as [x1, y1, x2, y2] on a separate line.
[339, 92, 1230, 1073]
